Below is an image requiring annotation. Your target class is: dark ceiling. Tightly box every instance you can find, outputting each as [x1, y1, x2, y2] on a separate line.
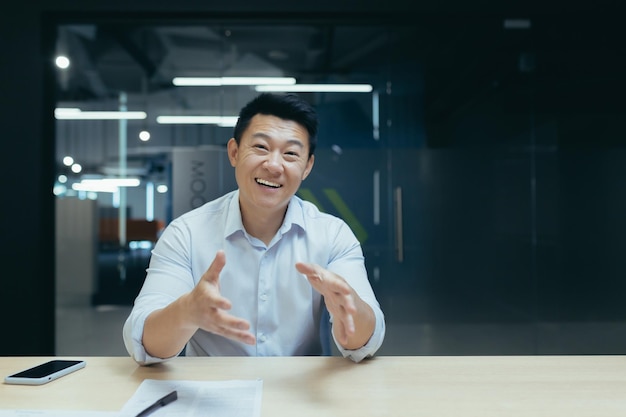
[52, 10, 626, 176]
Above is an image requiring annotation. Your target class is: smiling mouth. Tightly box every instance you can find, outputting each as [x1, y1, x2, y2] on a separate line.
[256, 178, 282, 188]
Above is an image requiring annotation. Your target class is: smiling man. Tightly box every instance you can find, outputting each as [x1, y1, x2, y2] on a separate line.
[123, 93, 386, 364]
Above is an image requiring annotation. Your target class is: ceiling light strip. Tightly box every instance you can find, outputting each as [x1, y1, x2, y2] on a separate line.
[255, 84, 373, 93]
[156, 116, 239, 126]
[80, 178, 141, 187]
[72, 183, 119, 193]
[55, 109, 147, 120]
[172, 77, 296, 86]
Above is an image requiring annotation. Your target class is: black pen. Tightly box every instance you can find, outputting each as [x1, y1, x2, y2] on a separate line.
[135, 390, 178, 417]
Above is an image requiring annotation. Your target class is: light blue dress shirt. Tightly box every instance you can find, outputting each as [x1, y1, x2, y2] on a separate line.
[123, 190, 385, 364]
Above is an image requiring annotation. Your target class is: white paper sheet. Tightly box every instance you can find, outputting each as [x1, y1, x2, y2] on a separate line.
[1, 378, 262, 417]
[0, 412, 117, 417]
[119, 379, 263, 417]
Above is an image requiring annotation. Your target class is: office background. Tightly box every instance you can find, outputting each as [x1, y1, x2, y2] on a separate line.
[2, 0, 624, 356]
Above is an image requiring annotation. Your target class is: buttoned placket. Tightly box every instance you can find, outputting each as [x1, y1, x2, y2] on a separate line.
[256, 247, 270, 353]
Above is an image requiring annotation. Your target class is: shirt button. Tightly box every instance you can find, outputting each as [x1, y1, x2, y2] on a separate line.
[259, 334, 267, 343]
[260, 293, 268, 301]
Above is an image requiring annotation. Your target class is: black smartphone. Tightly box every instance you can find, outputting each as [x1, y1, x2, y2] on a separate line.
[4, 359, 86, 385]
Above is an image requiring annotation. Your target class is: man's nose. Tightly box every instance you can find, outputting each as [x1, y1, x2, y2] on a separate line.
[265, 152, 283, 172]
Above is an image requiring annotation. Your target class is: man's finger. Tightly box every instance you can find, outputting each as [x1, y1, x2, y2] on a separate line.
[345, 310, 355, 334]
[333, 317, 348, 345]
[201, 250, 227, 284]
[297, 263, 355, 297]
[216, 324, 257, 345]
[295, 261, 318, 277]
[296, 261, 333, 285]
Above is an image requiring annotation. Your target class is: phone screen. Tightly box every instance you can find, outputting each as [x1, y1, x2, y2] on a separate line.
[9, 360, 83, 379]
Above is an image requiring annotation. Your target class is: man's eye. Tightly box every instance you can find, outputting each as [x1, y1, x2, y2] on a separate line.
[284, 149, 301, 157]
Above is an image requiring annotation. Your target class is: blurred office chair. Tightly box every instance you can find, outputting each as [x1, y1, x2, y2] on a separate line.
[320, 304, 332, 356]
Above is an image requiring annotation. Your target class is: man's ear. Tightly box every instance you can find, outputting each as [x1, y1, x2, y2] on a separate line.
[227, 138, 238, 167]
[302, 154, 315, 180]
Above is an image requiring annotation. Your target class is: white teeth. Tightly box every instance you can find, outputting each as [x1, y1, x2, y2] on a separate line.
[256, 178, 281, 188]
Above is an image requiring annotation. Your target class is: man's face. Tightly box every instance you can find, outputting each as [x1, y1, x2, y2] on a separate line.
[227, 114, 315, 217]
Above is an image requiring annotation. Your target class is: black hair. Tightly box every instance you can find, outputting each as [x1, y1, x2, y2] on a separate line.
[233, 93, 318, 157]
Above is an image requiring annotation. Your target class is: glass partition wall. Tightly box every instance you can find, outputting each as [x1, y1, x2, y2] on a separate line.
[53, 13, 626, 356]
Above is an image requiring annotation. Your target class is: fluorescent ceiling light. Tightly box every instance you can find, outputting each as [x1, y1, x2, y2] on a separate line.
[255, 84, 373, 93]
[156, 116, 239, 127]
[72, 178, 140, 193]
[172, 77, 296, 86]
[55, 108, 147, 120]
[81, 178, 141, 187]
[72, 183, 118, 193]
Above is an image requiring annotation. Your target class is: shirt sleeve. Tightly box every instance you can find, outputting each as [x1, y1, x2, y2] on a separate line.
[333, 304, 386, 362]
[122, 219, 195, 365]
[123, 306, 177, 365]
[325, 220, 386, 362]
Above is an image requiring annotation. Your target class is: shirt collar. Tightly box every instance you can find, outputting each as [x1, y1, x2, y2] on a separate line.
[280, 196, 306, 235]
[223, 191, 306, 239]
[224, 190, 245, 239]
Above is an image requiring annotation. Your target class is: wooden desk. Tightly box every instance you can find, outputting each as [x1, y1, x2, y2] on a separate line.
[2, 355, 626, 416]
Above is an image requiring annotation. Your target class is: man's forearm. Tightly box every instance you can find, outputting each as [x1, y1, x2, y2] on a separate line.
[142, 295, 198, 359]
[334, 298, 376, 350]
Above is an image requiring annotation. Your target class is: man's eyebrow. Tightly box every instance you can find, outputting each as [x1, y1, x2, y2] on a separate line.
[251, 132, 271, 140]
[286, 139, 305, 148]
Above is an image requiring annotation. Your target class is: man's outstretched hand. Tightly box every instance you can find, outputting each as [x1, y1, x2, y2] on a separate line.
[295, 262, 374, 349]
